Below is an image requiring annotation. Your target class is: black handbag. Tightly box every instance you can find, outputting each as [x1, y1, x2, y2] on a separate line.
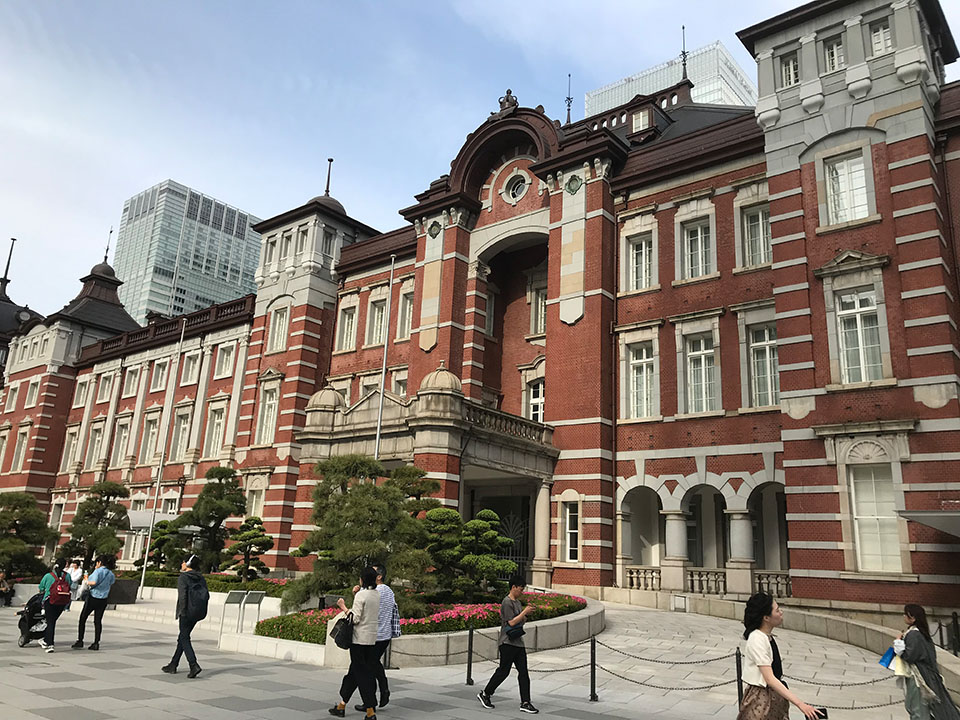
[331, 612, 353, 650]
[505, 625, 525, 640]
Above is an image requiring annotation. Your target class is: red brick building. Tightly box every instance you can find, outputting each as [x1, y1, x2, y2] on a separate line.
[2, 0, 958, 613]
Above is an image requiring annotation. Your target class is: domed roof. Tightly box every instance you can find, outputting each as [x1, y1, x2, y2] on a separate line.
[90, 262, 117, 278]
[307, 385, 347, 409]
[308, 193, 346, 215]
[419, 361, 462, 393]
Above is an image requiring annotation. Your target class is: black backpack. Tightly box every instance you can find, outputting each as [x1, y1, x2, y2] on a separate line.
[187, 578, 210, 621]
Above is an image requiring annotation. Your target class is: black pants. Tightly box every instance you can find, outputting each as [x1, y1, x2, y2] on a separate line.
[484, 644, 530, 703]
[43, 600, 65, 645]
[339, 643, 379, 710]
[77, 596, 109, 643]
[373, 639, 391, 698]
[0, 588, 13, 606]
[171, 616, 198, 667]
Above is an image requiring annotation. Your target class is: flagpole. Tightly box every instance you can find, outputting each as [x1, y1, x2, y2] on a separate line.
[374, 254, 396, 461]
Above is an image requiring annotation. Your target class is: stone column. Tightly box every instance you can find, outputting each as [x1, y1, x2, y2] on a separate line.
[616, 510, 633, 588]
[844, 15, 873, 98]
[754, 50, 781, 129]
[530, 479, 553, 588]
[660, 510, 689, 591]
[725, 510, 756, 596]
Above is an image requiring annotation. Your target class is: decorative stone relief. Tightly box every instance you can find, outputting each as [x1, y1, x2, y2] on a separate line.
[781, 395, 816, 420]
[913, 382, 958, 409]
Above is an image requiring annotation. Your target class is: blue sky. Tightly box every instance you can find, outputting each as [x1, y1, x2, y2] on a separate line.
[1, 0, 958, 315]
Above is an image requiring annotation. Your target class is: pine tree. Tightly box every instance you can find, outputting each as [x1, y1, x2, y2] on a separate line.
[136, 520, 188, 571]
[171, 466, 246, 573]
[221, 516, 274, 583]
[387, 464, 441, 517]
[0, 492, 57, 576]
[59, 482, 130, 569]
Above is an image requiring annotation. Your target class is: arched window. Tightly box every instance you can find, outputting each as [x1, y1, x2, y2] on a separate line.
[526, 379, 545, 423]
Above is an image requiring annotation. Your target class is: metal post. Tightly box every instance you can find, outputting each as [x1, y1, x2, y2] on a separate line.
[952, 612, 959, 656]
[589, 636, 598, 702]
[373, 253, 396, 461]
[939, 621, 945, 649]
[466, 622, 475, 685]
[736, 647, 744, 707]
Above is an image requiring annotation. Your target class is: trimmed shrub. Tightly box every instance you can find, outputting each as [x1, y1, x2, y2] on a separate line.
[115, 570, 291, 598]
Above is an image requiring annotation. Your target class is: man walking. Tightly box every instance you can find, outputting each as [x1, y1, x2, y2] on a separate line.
[477, 575, 538, 714]
[354, 564, 400, 711]
[162, 555, 209, 678]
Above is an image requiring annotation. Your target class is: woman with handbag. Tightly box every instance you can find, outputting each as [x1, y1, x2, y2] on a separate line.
[329, 567, 380, 720]
[477, 575, 539, 715]
[737, 592, 822, 720]
[894, 604, 960, 720]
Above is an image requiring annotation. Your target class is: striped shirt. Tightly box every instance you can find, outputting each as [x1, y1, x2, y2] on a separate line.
[376, 583, 401, 642]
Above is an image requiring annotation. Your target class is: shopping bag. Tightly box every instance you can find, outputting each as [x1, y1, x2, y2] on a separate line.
[878, 646, 896, 669]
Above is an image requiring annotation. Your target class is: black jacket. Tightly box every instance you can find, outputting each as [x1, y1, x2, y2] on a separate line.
[176, 570, 209, 621]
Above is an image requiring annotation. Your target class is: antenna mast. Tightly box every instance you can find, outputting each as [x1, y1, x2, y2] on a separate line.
[0, 237, 15, 299]
[324, 158, 334, 196]
[104, 226, 113, 263]
[565, 73, 573, 125]
[681, 25, 689, 80]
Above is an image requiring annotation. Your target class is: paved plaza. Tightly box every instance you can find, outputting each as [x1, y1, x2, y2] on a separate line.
[0, 602, 906, 720]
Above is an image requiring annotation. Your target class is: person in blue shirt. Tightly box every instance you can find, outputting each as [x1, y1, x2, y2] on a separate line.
[71, 555, 116, 651]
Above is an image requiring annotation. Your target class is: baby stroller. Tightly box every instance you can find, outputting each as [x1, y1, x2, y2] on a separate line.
[17, 592, 47, 647]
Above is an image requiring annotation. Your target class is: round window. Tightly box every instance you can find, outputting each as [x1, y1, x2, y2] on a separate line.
[506, 176, 527, 201]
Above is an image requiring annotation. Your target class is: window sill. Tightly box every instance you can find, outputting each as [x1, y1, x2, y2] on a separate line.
[618, 285, 661, 298]
[149, 387, 166, 394]
[362, 343, 386, 351]
[738, 405, 781, 414]
[180, 380, 199, 387]
[331, 349, 355, 356]
[248, 444, 273, 450]
[393, 337, 410, 345]
[618, 415, 664, 425]
[815, 213, 882, 235]
[525, 332, 546, 342]
[671, 272, 720, 288]
[211, 374, 233, 381]
[839, 572, 917, 583]
[819, 67, 846, 79]
[825, 378, 897, 393]
[552, 561, 585, 569]
[263, 348, 288, 356]
[732, 263, 772, 276]
[674, 409, 725, 420]
[120, 393, 138, 400]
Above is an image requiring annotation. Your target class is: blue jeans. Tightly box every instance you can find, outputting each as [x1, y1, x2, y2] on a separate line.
[171, 616, 198, 667]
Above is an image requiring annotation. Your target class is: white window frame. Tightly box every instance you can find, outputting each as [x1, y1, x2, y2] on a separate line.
[849, 463, 901, 572]
[531, 287, 547, 336]
[732, 181, 770, 272]
[749, 324, 779, 408]
[60, 427, 78, 472]
[3, 383, 18, 413]
[96, 374, 113, 403]
[322, 228, 336, 256]
[24, 379, 40, 409]
[366, 298, 387, 346]
[214, 343, 236, 379]
[632, 109, 650, 133]
[627, 232, 655, 291]
[85, 423, 104, 469]
[811, 138, 879, 231]
[121, 367, 140, 398]
[686, 335, 717, 414]
[484, 292, 496, 336]
[742, 205, 771, 268]
[780, 51, 799, 87]
[673, 196, 717, 285]
[169, 408, 191, 462]
[295, 224, 309, 255]
[618, 321, 661, 420]
[328, 377, 352, 406]
[836, 288, 883, 384]
[203, 404, 227, 458]
[336, 300, 358, 353]
[72, 379, 89, 409]
[733, 300, 779, 411]
[246, 488, 265, 518]
[359, 374, 380, 398]
[180, 352, 201, 386]
[161, 497, 179, 514]
[11, 428, 29, 472]
[392, 368, 408, 398]
[150, 359, 169, 392]
[824, 152, 869, 226]
[683, 220, 712, 280]
[263, 235, 277, 265]
[139, 413, 160, 464]
[628, 342, 656, 419]
[255, 383, 279, 445]
[526, 378, 545, 423]
[672, 309, 722, 417]
[869, 18, 893, 56]
[823, 35, 845, 73]
[267, 305, 290, 354]
[563, 501, 580, 563]
[111, 418, 130, 467]
[397, 289, 414, 340]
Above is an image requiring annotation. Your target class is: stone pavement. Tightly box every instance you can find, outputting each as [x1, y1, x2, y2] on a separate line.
[0, 601, 908, 720]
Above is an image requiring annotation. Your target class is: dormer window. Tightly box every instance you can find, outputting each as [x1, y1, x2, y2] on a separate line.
[632, 110, 649, 133]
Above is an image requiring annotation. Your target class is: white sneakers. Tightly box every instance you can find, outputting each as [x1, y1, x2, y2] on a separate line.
[38, 640, 54, 653]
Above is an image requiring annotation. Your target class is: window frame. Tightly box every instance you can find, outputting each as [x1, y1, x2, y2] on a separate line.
[397, 290, 415, 340]
[121, 367, 140, 398]
[3, 383, 18, 413]
[10, 428, 29, 472]
[628, 341, 656, 419]
[627, 232, 655, 292]
[526, 378, 545, 423]
[836, 288, 884, 385]
[213, 342, 236, 379]
[96, 374, 114, 404]
[563, 501, 580, 563]
[180, 352, 201, 386]
[150, 359, 170, 393]
[686, 334, 718, 414]
[139, 413, 160, 465]
[110, 418, 131, 467]
[255, 384, 280, 446]
[672, 196, 717, 285]
[267, 305, 290, 354]
[72, 379, 89, 409]
[246, 488, 266, 519]
[869, 18, 893, 56]
[812, 139, 879, 232]
[169, 408, 191, 462]
[531, 286, 547, 336]
[24, 379, 40, 409]
[823, 35, 846, 73]
[749, 324, 780, 408]
[85, 423, 104, 469]
[203, 404, 227, 458]
[741, 204, 772, 268]
[825, 152, 870, 226]
[849, 463, 902, 573]
[366, 298, 387, 347]
[60, 427, 79, 473]
[780, 51, 800, 88]
[336, 304, 358, 352]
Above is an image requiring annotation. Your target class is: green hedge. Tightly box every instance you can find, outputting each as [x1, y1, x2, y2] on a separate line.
[255, 591, 587, 645]
[115, 570, 290, 598]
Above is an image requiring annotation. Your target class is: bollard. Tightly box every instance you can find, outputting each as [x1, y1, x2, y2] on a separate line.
[951, 613, 960, 655]
[466, 622, 475, 686]
[589, 636, 598, 702]
[736, 647, 743, 708]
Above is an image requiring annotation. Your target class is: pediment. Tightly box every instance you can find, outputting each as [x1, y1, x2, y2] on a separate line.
[813, 249, 889, 278]
[343, 387, 411, 415]
[259, 368, 285, 382]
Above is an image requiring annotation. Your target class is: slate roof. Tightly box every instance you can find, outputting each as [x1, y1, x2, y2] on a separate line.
[46, 262, 141, 334]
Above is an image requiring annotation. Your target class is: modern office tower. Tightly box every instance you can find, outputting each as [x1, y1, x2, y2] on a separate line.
[113, 180, 262, 324]
[584, 41, 758, 115]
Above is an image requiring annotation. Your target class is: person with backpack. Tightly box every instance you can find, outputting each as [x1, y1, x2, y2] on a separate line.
[162, 554, 209, 678]
[477, 575, 539, 715]
[37, 562, 72, 652]
[72, 555, 116, 651]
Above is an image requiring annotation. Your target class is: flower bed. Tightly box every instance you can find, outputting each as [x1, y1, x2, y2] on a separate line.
[254, 592, 587, 645]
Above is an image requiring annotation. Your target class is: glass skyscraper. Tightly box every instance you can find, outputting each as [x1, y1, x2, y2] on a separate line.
[113, 180, 262, 324]
[585, 41, 758, 116]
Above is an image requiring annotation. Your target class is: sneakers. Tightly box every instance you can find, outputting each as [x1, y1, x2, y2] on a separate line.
[38, 640, 54, 653]
[187, 664, 202, 679]
[161, 664, 177, 674]
[477, 692, 495, 709]
[520, 702, 539, 714]
[88, 642, 99, 651]
[379, 692, 390, 708]
[71, 640, 84, 649]
[354, 706, 376, 712]
[327, 706, 345, 718]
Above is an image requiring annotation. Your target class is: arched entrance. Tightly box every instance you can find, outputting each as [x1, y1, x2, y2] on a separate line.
[620, 486, 664, 590]
[681, 484, 728, 594]
[748, 481, 791, 596]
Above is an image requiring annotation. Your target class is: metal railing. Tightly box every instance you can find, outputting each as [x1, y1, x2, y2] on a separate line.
[755, 571, 792, 598]
[686, 567, 727, 595]
[463, 401, 553, 444]
[625, 566, 661, 591]
[934, 613, 960, 657]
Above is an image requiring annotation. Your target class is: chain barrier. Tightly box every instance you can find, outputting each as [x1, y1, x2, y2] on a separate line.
[597, 664, 738, 691]
[596, 639, 736, 665]
[815, 699, 905, 710]
[783, 673, 895, 687]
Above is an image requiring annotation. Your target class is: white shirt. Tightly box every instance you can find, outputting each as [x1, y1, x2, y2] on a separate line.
[742, 629, 774, 687]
